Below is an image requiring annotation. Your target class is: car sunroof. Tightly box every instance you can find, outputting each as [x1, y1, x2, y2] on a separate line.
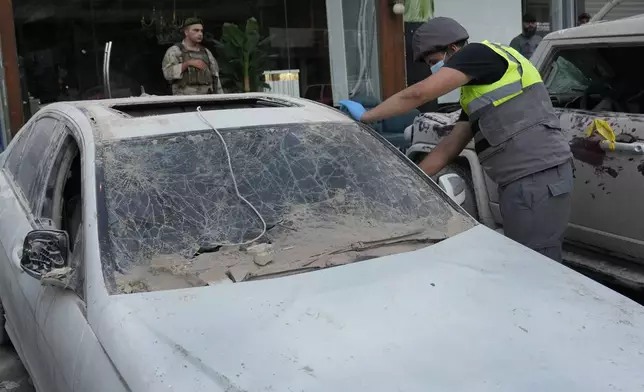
[111, 97, 297, 117]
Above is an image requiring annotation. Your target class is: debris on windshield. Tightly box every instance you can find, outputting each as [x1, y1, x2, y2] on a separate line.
[102, 123, 476, 294]
[118, 278, 151, 294]
[247, 243, 274, 266]
[112, 213, 471, 293]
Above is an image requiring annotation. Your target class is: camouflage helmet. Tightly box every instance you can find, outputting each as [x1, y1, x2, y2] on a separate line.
[183, 17, 203, 29]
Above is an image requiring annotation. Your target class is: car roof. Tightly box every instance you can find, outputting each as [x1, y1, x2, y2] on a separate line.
[48, 93, 353, 141]
[543, 13, 644, 41]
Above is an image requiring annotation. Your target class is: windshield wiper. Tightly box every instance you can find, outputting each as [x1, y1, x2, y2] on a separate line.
[327, 229, 447, 255]
[238, 230, 446, 283]
[241, 266, 322, 282]
[193, 244, 222, 256]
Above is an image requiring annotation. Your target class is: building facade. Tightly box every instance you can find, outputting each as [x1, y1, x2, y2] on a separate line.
[1, 0, 642, 145]
[0, 0, 407, 139]
[583, 0, 644, 20]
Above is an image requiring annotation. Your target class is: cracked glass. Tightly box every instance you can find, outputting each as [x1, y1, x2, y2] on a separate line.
[98, 122, 475, 294]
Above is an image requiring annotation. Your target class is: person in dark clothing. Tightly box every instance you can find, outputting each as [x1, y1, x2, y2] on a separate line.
[339, 17, 573, 262]
[509, 13, 542, 59]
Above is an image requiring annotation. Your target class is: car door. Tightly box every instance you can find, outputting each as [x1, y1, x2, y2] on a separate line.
[32, 123, 91, 392]
[0, 113, 66, 389]
[30, 117, 127, 392]
[538, 36, 644, 262]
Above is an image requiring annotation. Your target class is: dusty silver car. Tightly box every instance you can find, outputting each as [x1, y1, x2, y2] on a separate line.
[405, 15, 644, 288]
[0, 94, 643, 391]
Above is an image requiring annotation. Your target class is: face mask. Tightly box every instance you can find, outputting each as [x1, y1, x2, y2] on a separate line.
[430, 53, 447, 74]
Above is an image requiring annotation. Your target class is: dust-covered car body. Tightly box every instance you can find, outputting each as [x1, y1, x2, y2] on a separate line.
[406, 15, 644, 284]
[0, 94, 644, 391]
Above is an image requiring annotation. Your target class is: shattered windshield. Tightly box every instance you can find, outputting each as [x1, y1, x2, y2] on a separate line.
[98, 122, 475, 294]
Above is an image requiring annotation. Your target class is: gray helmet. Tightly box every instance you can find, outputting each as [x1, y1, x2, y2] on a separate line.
[412, 17, 469, 62]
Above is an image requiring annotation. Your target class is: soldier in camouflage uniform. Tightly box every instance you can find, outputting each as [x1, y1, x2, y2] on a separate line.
[162, 17, 224, 95]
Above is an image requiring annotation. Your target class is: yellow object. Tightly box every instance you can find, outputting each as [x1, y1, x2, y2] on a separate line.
[460, 41, 543, 116]
[585, 119, 616, 150]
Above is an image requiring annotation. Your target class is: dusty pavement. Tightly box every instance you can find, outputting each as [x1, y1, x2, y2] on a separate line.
[0, 346, 33, 392]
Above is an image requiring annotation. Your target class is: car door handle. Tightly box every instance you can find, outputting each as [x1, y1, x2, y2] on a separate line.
[600, 141, 644, 154]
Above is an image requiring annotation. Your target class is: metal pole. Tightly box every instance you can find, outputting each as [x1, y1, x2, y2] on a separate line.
[325, 0, 349, 105]
[103, 41, 113, 99]
[590, 0, 625, 22]
[551, 0, 564, 32]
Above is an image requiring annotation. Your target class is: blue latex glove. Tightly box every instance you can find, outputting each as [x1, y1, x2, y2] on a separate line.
[339, 100, 366, 121]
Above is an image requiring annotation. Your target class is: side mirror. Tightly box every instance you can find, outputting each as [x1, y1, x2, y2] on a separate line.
[436, 173, 466, 206]
[20, 230, 70, 280]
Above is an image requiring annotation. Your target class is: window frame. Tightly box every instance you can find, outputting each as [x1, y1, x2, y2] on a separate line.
[39, 120, 86, 301]
[539, 40, 644, 113]
[41, 134, 80, 229]
[538, 39, 644, 84]
[2, 112, 66, 221]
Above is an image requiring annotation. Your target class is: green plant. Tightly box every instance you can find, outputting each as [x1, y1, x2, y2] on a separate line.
[404, 0, 434, 22]
[214, 17, 271, 93]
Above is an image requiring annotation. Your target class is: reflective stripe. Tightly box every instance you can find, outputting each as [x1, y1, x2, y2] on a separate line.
[467, 80, 523, 116]
[465, 42, 526, 116]
[461, 41, 544, 117]
[489, 43, 523, 77]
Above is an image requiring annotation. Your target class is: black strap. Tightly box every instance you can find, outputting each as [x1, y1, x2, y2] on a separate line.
[474, 132, 491, 154]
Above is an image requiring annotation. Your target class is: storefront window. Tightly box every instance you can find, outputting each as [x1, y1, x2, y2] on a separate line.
[342, 0, 380, 101]
[524, 0, 578, 33]
[12, 0, 339, 117]
[524, 0, 552, 36]
[322, 0, 381, 106]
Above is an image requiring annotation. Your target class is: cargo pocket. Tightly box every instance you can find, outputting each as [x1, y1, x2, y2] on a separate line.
[477, 112, 523, 165]
[547, 176, 573, 198]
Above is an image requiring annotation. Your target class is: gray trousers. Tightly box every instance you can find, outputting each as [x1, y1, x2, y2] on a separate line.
[498, 161, 573, 262]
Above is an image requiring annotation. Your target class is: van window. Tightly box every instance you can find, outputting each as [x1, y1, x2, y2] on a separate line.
[544, 45, 644, 114]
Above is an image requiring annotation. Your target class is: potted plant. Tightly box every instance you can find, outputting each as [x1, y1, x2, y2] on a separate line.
[214, 17, 271, 93]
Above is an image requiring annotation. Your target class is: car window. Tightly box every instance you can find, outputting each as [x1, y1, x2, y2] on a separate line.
[544, 45, 644, 113]
[5, 115, 64, 212]
[544, 56, 592, 95]
[97, 122, 476, 294]
[40, 126, 84, 298]
[41, 130, 82, 231]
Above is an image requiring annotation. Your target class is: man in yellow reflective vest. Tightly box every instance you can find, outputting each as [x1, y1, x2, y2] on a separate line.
[340, 17, 573, 262]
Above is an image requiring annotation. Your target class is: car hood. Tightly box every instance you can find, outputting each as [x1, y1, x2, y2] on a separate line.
[97, 225, 644, 392]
